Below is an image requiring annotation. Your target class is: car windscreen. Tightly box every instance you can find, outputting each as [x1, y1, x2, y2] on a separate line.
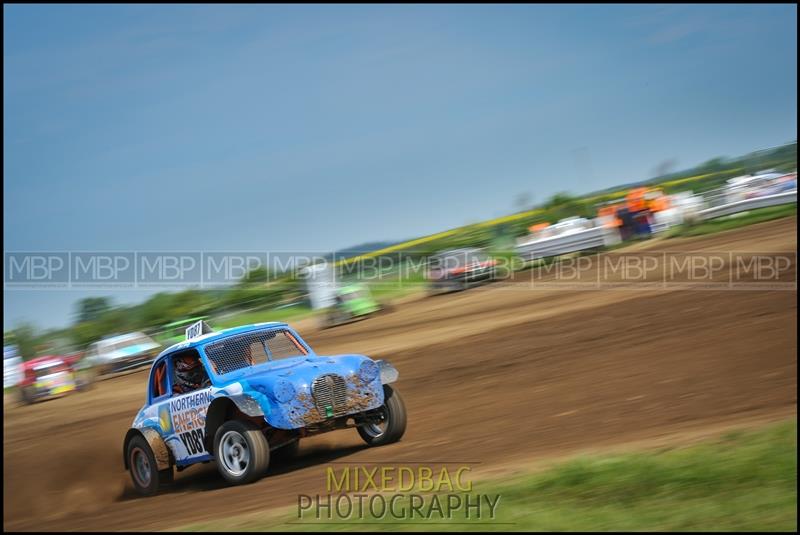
[203, 329, 308, 375]
[110, 335, 155, 352]
[340, 289, 363, 301]
[32, 361, 66, 377]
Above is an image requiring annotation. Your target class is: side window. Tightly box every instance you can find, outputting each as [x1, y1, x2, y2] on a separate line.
[152, 360, 168, 400]
[170, 349, 210, 396]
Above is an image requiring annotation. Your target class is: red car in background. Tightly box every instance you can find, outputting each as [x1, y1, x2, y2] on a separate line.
[18, 353, 92, 405]
[427, 247, 500, 293]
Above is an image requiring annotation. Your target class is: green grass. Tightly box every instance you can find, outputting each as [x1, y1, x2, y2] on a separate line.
[665, 203, 797, 238]
[177, 420, 797, 532]
[212, 305, 314, 329]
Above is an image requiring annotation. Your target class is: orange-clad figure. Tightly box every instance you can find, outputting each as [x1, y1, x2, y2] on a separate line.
[626, 187, 647, 213]
[650, 191, 671, 213]
[625, 187, 652, 237]
[597, 205, 622, 228]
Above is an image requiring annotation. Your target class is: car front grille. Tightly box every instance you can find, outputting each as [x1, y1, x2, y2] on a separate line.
[311, 374, 348, 418]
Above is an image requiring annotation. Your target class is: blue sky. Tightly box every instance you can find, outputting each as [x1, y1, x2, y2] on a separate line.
[3, 4, 797, 330]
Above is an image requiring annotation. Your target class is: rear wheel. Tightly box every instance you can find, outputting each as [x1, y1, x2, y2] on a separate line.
[333, 306, 351, 325]
[19, 386, 35, 405]
[213, 420, 270, 485]
[428, 281, 449, 296]
[127, 435, 173, 496]
[357, 385, 407, 446]
[75, 367, 95, 391]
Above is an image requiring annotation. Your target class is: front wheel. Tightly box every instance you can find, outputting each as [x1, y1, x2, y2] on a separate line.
[127, 435, 173, 496]
[357, 385, 407, 446]
[19, 386, 35, 405]
[75, 368, 95, 391]
[213, 420, 270, 485]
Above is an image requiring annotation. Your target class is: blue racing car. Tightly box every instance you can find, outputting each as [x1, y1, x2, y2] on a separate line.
[123, 320, 406, 495]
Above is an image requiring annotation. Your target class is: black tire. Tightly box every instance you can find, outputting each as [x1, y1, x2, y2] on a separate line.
[319, 313, 334, 330]
[446, 279, 465, 292]
[357, 385, 407, 446]
[428, 281, 449, 296]
[271, 439, 300, 463]
[127, 435, 172, 496]
[97, 363, 112, 378]
[322, 308, 349, 329]
[19, 387, 34, 405]
[75, 369, 95, 392]
[333, 307, 351, 326]
[213, 420, 270, 485]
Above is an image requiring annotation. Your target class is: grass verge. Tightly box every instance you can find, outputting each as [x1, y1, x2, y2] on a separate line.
[666, 203, 796, 238]
[177, 419, 797, 532]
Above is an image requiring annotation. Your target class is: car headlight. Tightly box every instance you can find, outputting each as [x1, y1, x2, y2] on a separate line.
[358, 360, 379, 382]
[273, 379, 296, 403]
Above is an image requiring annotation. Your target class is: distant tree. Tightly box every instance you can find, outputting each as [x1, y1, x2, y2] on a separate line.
[7, 323, 38, 360]
[544, 192, 576, 209]
[652, 159, 678, 179]
[75, 297, 112, 323]
[242, 267, 269, 285]
[699, 157, 726, 173]
[514, 192, 533, 213]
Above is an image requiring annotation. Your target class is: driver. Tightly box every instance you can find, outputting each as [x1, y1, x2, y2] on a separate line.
[173, 353, 210, 394]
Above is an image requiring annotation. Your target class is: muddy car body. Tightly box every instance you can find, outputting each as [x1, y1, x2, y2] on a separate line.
[122, 321, 406, 495]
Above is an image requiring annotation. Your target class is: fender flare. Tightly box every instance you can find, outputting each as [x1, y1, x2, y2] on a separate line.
[376, 360, 399, 384]
[203, 394, 266, 452]
[123, 427, 172, 472]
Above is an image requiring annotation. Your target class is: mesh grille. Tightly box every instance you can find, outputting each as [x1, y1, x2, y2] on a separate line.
[311, 374, 348, 417]
[204, 329, 307, 375]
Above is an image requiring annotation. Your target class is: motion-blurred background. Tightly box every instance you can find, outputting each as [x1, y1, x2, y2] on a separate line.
[3, 4, 797, 532]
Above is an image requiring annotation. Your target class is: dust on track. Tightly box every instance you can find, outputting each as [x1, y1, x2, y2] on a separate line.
[3, 217, 797, 531]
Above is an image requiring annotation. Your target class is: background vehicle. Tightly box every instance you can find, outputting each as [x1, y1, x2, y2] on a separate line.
[427, 248, 499, 293]
[4, 344, 24, 389]
[62, 351, 96, 391]
[302, 263, 391, 328]
[324, 283, 385, 327]
[123, 320, 406, 495]
[18, 356, 77, 404]
[85, 332, 161, 376]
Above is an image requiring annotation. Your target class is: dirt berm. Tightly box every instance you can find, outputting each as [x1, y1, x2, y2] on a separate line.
[3, 217, 796, 531]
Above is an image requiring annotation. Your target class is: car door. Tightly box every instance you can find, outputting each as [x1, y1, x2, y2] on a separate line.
[157, 353, 213, 464]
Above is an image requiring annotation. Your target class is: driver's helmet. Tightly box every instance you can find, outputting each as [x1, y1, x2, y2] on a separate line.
[175, 354, 203, 388]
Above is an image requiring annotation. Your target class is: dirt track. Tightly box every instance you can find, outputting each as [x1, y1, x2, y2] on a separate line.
[3, 217, 797, 531]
